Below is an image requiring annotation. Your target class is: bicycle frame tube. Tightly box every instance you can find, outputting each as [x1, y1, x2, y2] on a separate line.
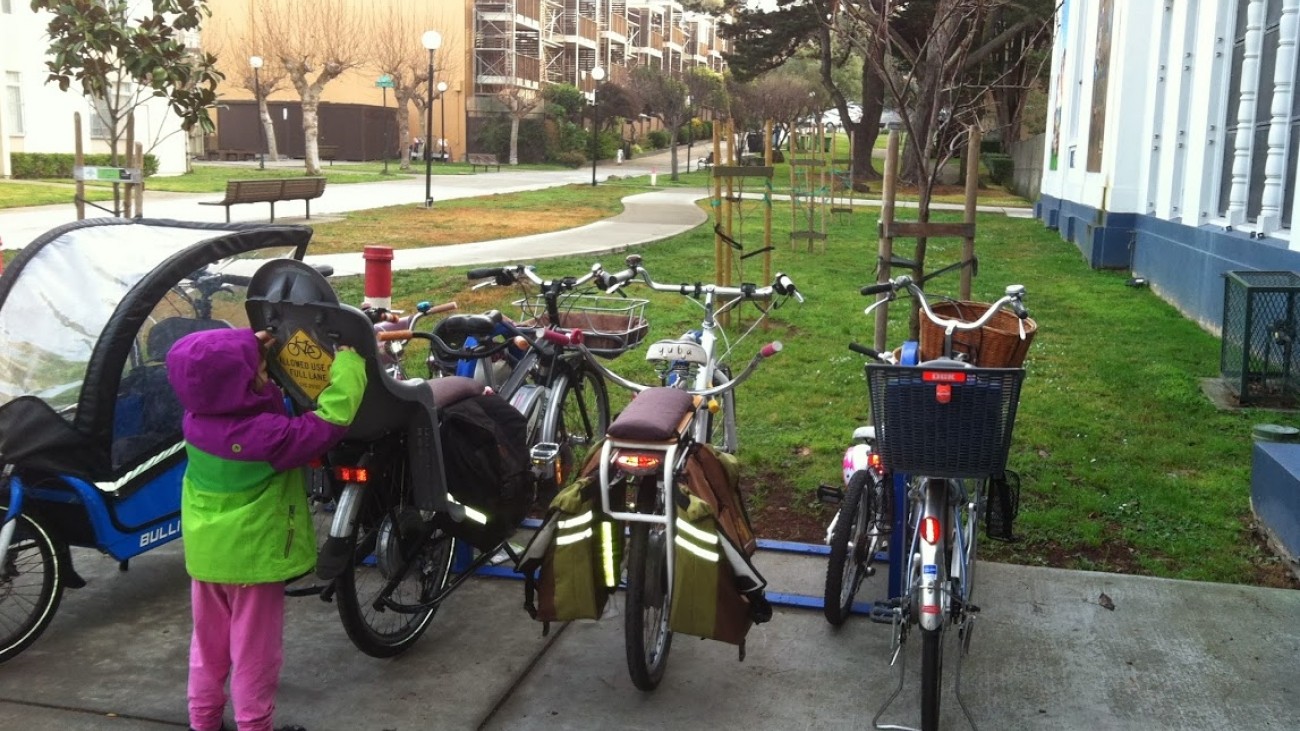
[917, 478, 947, 632]
[0, 469, 22, 567]
[691, 290, 720, 444]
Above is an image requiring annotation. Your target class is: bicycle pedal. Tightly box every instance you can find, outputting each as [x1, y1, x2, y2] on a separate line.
[816, 484, 843, 504]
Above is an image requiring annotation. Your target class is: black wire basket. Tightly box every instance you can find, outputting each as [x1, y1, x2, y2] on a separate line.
[866, 364, 1026, 479]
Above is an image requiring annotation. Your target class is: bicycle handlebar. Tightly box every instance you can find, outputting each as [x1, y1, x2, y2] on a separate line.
[598, 255, 802, 305]
[466, 263, 601, 292]
[862, 275, 1030, 331]
[580, 340, 783, 398]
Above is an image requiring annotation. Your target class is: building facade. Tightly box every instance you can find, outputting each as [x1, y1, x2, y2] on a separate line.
[1038, 0, 1300, 332]
[0, 2, 192, 178]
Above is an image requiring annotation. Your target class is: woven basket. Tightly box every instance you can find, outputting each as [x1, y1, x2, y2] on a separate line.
[918, 300, 1037, 367]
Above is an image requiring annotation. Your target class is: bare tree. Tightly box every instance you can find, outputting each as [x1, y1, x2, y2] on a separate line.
[258, 0, 369, 175]
[730, 73, 820, 154]
[370, 2, 456, 172]
[492, 85, 546, 166]
[204, 19, 287, 162]
[630, 67, 690, 181]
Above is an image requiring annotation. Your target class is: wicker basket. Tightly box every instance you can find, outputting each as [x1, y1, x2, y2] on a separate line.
[919, 300, 1037, 367]
[516, 294, 650, 358]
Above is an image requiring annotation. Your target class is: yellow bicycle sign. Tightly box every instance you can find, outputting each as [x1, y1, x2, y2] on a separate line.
[277, 329, 334, 400]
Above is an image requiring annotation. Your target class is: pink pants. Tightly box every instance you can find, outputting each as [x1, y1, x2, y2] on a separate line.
[188, 580, 286, 731]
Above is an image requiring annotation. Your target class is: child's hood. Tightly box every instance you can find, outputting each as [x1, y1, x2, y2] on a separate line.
[166, 328, 271, 416]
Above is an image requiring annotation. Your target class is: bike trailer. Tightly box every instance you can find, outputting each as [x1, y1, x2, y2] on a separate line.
[0, 218, 312, 560]
[669, 443, 770, 652]
[517, 465, 622, 629]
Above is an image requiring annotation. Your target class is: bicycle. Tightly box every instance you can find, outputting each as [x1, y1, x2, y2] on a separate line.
[578, 254, 802, 690]
[458, 262, 647, 495]
[852, 275, 1032, 731]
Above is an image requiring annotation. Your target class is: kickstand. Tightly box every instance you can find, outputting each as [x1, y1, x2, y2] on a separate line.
[873, 615, 981, 731]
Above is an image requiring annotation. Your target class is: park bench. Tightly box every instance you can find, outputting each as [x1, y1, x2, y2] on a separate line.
[467, 153, 501, 172]
[199, 177, 327, 223]
[319, 144, 340, 165]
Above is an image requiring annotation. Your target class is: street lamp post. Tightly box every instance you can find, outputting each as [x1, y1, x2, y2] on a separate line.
[437, 80, 448, 162]
[250, 56, 265, 170]
[590, 66, 605, 187]
[421, 30, 442, 208]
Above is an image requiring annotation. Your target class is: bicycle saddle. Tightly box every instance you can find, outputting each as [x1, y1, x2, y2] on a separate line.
[606, 387, 696, 443]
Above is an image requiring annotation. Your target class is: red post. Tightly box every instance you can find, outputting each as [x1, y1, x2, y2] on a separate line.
[362, 245, 394, 310]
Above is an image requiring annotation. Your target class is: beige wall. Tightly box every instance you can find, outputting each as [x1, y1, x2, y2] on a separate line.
[205, 0, 472, 160]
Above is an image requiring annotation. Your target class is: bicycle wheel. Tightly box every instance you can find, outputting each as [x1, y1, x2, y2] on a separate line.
[823, 470, 873, 626]
[624, 478, 673, 691]
[0, 510, 64, 663]
[920, 627, 945, 731]
[334, 498, 456, 658]
[540, 362, 610, 484]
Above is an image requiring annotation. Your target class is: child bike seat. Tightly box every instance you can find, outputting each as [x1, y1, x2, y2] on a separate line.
[606, 387, 695, 442]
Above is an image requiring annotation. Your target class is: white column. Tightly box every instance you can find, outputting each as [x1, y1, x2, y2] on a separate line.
[1228, 0, 1265, 225]
[0, 70, 10, 179]
[1260, 0, 1300, 231]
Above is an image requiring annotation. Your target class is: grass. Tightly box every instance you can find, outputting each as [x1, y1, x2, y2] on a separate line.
[0, 180, 116, 208]
[306, 182, 646, 254]
[314, 186, 1291, 589]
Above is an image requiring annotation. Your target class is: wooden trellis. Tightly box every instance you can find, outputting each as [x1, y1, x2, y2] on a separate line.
[787, 119, 830, 252]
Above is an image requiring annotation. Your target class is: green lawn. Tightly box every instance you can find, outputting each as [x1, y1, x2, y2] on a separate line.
[319, 189, 1289, 589]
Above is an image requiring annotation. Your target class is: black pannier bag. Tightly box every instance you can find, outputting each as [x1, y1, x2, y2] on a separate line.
[438, 392, 534, 552]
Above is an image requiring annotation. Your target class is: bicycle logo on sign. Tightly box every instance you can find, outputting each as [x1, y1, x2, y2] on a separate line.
[285, 334, 323, 359]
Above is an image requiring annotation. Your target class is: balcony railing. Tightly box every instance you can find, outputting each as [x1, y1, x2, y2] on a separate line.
[604, 14, 628, 38]
[565, 15, 597, 41]
[669, 26, 685, 47]
[478, 0, 540, 19]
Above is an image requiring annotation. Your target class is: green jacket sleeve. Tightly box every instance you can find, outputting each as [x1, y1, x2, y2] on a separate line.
[315, 350, 367, 426]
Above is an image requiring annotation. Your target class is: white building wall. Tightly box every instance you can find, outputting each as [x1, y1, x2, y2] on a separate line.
[1, 5, 190, 178]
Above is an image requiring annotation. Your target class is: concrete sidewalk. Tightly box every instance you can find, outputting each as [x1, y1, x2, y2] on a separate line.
[0, 540, 1294, 730]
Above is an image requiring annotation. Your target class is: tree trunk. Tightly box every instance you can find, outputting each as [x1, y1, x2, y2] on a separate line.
[669, 123, 680, 181]
[302, 93, 321, 175]
[258, 98, 280, 162]
[509, 115, 520, 166]
[396, 96, 412, 173]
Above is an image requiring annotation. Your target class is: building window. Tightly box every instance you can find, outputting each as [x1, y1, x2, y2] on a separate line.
[1220, 0, 1300, 231]
[4, 72, 21, 135]
[1, 0, 12, 14]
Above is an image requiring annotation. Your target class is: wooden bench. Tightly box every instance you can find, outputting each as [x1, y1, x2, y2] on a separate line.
[319, 144, 339, 166]
[198, 177, 327, 223]
[467, 152, 501, 172]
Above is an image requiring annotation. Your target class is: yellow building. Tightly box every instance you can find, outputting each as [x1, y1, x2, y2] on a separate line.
[203, 0, 727, 163]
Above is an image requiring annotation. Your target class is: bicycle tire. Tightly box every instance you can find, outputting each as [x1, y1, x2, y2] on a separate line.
[0, 510, 64, 663]
[540, 361, 611, 485]
[334, 497, 455, 658]
[624, 477, 673, 691]
[823, 470, 872, 626]
[920, 627, 945, 731]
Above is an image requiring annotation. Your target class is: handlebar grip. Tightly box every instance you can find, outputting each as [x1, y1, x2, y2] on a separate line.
[217, 273, 252, 287]
[760, 341, 783, 358]
[376, 330, 413, 342]
[540, 328, 583, 346]
[849, 342, 883, 360]
[466, 267, 504, 281]
[1012, 300, 1030, 319]
[860, 281, 894, 296]
[312, 264, 335, 278]
[420, 301, 458, 315]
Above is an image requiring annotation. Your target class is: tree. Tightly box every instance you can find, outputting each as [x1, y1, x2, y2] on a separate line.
[493, 84, 545, 166]
[369, 2, 454, 172]
[730, 72, 820, 153]
[258, 0, 369, 176]
[32, 0, 223, 173]
[722, 1, 885, 185]
[203, 19, 287, 163]
[629, 67, 690, 181]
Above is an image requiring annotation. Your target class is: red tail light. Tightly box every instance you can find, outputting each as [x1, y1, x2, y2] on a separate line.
[614, 450, 663, 475]
[868, 452, 883, 471]
[335, 466, 370, 484]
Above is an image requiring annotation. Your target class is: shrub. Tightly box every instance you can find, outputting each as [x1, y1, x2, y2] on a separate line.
[980, 138, 1003, 155]
[10, 152, 159, 179]
[982, 153, 1014, 185]
[647, 129, 670, 149]
[553, 150, 587, 168]
[473, 117, 548, 164]
[631, 143, 644, 157]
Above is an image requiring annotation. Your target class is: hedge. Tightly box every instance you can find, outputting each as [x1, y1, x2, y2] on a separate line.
[9, 152, 159, 180]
